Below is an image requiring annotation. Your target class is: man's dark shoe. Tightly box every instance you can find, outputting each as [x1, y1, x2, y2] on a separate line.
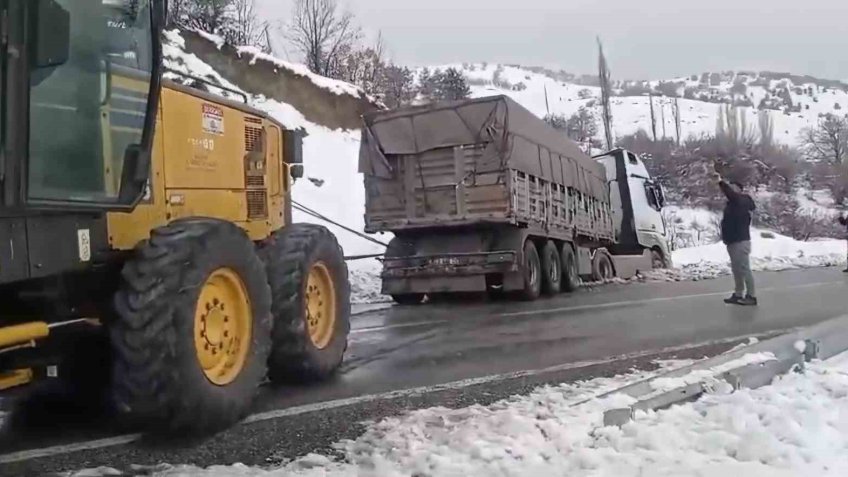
[739, 295, 758, 306]
[843, 268, 848, 273]
[724, 295, 743, 305]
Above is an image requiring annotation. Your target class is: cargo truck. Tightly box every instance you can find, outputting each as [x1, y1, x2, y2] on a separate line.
[359, 95, 671, 304]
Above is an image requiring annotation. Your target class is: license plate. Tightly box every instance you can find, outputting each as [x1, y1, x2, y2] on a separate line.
[430, 257, 461, 266]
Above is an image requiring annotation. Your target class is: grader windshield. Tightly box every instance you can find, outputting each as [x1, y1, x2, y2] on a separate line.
[27, 0, 160, 205]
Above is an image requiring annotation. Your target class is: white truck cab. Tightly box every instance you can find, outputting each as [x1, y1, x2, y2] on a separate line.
[594, 148, 672, 268]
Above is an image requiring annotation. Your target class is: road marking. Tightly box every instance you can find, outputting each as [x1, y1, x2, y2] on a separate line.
[351, 280, 842, 332]
[500, 280, 841, 317]
[351, 320, 450, 334]
[0, 329, 796, 465]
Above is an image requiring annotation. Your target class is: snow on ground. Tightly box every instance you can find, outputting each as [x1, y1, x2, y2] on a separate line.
[88, 353, 848, 477]
[664, 228, 847, 281]
[165, 31, 385, 303]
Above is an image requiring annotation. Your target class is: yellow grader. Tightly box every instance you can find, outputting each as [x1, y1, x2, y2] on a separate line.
[0, 0, 350, 434]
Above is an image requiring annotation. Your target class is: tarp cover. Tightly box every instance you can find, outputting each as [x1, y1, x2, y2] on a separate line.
[359, 95, 608, 200]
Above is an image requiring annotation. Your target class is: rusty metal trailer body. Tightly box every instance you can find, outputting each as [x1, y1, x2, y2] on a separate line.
[360, 95, 670, 301]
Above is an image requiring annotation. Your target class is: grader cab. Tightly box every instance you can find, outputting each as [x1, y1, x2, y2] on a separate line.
[0, 0, 350, 434]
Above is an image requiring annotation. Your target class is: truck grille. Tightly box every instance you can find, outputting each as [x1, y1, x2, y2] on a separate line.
[246, 190, 268, 219]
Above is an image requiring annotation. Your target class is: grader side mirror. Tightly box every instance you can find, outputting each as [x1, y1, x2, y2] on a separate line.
[33, 0, 71, 69]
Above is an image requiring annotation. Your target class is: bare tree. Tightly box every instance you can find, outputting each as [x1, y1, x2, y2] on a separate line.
[380, 65, 416, 109]
[183, 0, 232, 34]
[799, 114, 848, 164]
[564, 106, 599, 145]
[166, 0, 188, 26]
[288, 0, 362, 77]
[333, 32, 385, 94]
[672, 97, 682, 146]
[224, 0, 269, 51]
[648, 94, 657, 142]
[758, 110, 774, 149]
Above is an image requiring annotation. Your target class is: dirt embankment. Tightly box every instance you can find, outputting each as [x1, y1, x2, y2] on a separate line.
[181, 30, 380, 130]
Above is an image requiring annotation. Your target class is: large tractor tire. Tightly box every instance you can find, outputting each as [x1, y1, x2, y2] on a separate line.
[112, 219, 272, 434]
[540, 241, 562, 296]
[259, 224, 350, 383]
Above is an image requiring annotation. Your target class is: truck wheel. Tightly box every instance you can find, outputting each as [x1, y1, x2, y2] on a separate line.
[540, 241, 562, 295]
[592, 251, 615, 282]
[561, 245, 580, 292]
[651, 249, 667, 269]
[112, 219, 272, 434]
[517, 240, 542, 301]
[391, 293, 425, 305]
[259, 224, 350, 383]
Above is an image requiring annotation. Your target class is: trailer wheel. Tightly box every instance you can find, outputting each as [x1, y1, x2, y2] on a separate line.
[540, 241, 562, 295]
[561, 245, 580, 292]
[517, 240, 542, 301]
[592, 251, 615, 282]
[259, 224, 350, 383]
[112, 219, 272, 435]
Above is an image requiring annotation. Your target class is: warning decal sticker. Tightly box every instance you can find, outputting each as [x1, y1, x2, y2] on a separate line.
[202, 104, 225, 135]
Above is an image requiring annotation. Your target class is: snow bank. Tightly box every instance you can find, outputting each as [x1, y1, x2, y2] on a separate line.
[661, 229, 846, 282]
[189, 29, 367, 99]
[128, 355, 848, 477]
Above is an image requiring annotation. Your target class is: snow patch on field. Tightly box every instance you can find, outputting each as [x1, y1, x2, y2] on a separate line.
[114, 355, 848, 477]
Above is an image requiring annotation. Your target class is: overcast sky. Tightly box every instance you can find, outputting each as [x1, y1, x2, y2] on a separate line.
[257, 0, 848, 81]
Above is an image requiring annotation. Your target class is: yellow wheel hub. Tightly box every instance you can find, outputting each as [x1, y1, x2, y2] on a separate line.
[194, 268, 252, 386]
[306, 262, 336, 349]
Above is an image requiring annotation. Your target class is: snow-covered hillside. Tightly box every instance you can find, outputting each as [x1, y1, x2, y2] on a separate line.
[441, 64, 848, 147]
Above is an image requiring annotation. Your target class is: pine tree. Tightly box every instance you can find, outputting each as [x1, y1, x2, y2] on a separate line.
[438, 68, 471, 101]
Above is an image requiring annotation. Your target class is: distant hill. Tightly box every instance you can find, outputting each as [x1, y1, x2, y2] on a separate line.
[424, 63, 848, 148]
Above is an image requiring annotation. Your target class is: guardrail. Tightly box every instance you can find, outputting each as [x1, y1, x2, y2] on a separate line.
[603, 314, 848, 426]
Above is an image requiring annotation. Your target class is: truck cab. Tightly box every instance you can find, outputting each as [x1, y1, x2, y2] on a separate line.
[594, 148, 671, 268]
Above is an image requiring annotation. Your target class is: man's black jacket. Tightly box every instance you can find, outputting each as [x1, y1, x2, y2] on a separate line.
[720, 181, 756, 244]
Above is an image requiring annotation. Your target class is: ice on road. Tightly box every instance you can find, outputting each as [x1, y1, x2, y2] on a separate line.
[120, 354, 848, 477]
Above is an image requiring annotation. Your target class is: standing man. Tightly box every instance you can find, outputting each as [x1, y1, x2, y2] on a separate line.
[838, 215, 848, 273]
[713, 171, 757, 306]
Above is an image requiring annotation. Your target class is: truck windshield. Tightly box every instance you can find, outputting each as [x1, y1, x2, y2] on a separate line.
[28, 0, 154, 203]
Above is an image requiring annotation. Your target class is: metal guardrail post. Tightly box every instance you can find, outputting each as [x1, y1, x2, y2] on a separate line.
[602, 314, 848, 426]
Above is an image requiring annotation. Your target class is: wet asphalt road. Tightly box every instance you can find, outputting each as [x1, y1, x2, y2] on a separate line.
[1, 267, 846, 475]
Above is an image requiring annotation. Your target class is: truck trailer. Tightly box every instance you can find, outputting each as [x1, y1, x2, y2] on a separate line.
[359, 95, 671, 303]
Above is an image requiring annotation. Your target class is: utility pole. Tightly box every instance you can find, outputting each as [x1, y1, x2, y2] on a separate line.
[544, 84, 550, 116]
[597, 37, 614, 150]
[660, 98, 667, 139]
